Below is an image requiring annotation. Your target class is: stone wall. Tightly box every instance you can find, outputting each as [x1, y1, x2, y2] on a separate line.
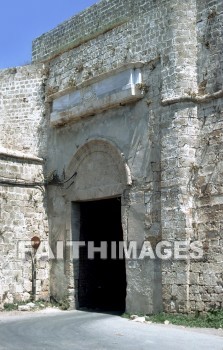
[46, 60, 163, 314]
[161, 0, 223, 313]
[0, 66, 49, 306]
[197, 0, 223, 94]
[41, 0, 222, 314]
[0, 0, 222, 313]
[189, 98, 223, 312]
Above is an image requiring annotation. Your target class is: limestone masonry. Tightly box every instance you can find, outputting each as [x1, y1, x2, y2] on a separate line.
[0, 0, 222, 314]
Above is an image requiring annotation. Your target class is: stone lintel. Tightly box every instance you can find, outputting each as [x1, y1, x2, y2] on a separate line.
[50, 68, 144, 127]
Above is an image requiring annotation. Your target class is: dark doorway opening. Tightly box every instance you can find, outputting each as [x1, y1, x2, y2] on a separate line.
[77, 197, 126, 312]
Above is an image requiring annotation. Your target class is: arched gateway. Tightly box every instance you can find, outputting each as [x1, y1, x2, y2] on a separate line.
[65, 139, 132, 201]
[64, 139, 131, 311]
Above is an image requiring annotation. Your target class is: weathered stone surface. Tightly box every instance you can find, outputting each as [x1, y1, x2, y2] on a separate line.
[50, 67, 144, 126]
[18, 305, 31, 312]
[0, 66, 49, 307]
[0, 0, 222, 314]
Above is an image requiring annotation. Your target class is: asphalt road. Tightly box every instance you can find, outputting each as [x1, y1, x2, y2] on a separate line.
[0, 310, 222, 350]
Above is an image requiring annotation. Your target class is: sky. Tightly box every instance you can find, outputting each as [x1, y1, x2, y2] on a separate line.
[0, 0, 99, 69]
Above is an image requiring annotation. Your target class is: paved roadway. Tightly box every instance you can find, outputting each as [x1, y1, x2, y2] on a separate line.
[0, 310, 222, 350]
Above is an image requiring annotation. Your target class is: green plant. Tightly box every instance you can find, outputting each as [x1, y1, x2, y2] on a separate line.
[145, 309, 223, 329]
[3, 303, 18, 311]
[206, 309, 223, 328]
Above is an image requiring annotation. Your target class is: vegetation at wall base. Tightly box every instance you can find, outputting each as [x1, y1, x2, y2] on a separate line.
[3, 297, 70, 311]
[122, 309, 223, 329]
[147, 310, 223, 329]
[3, 303, 19, 311]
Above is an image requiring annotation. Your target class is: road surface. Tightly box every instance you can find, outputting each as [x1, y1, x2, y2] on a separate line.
[0, 310, 222, 349]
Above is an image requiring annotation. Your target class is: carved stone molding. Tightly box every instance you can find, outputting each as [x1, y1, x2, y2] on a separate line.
[50, 67, 144, 126]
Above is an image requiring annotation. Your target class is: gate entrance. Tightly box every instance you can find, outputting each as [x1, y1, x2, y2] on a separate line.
[77, 197, 126, 312]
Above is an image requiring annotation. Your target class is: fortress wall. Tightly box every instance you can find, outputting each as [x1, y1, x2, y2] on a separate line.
[0, 65, 47, 156]
[0, 65, 49, 306]
[197, 0, 223, 94]
[38, 0, 200, 313]
[33, 0, 222, 313]
[0, 0, 222, 312]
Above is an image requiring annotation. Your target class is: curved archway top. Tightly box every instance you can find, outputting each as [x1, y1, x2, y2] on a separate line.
[65, 139, 132, 201]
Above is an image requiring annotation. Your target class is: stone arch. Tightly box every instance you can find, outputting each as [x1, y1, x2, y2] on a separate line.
[65, 139, 131, 201]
